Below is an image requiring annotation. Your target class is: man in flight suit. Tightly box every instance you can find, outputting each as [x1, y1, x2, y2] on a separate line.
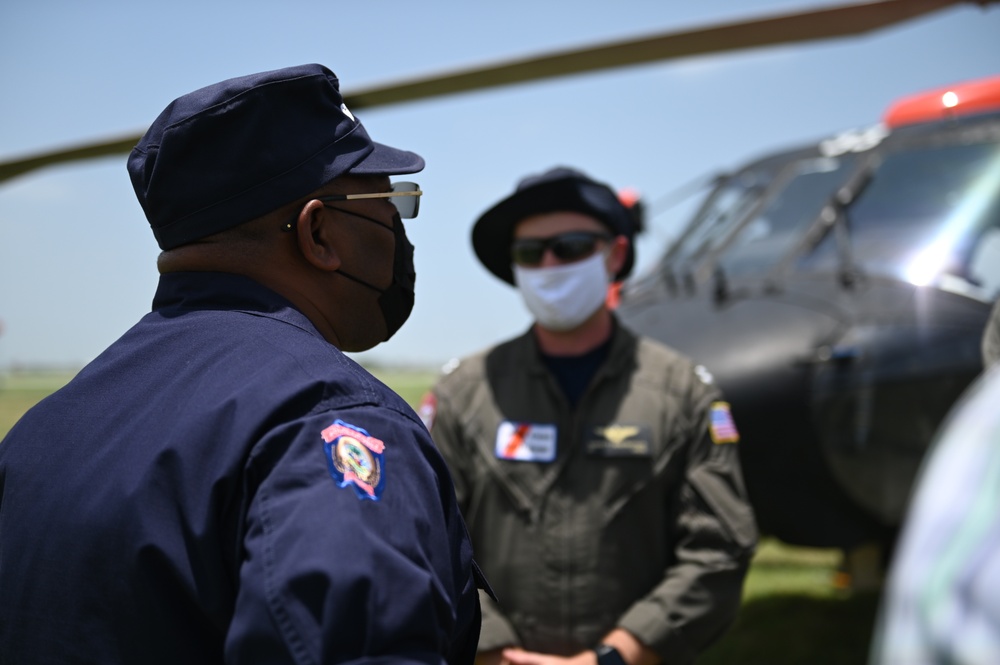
[0, 64, 486, 663]
[421, 167, 758, 665]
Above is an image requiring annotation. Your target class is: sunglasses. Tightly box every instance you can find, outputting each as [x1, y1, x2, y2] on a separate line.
[511, 231, 612, 267]
[318, 181, 421, 219]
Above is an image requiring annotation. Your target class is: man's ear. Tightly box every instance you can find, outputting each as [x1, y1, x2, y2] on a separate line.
[295, 200, 341, 272]
[606, 235, 629, 277]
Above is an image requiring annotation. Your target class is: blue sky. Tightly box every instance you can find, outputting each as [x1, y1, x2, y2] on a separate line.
[1, 0, 998, 370]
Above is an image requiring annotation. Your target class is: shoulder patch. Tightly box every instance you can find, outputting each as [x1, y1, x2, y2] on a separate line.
[695, 364, 715, 385]
[321, 419, 386, 500]
[709, 401, 740, 444]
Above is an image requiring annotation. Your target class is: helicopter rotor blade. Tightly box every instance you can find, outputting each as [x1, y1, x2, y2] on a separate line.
[0, 0, 991, 184]
[0, 133, 146, 185]
[344, 0, 981, 109]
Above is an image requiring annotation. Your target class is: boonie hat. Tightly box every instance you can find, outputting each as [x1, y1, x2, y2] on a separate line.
[471, 166, 636, 285]
[128, 63, 424, 250]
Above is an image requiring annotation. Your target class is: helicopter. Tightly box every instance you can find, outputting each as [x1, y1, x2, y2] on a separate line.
[616, 74, 1000, 553]
[1, 0, 998, 558]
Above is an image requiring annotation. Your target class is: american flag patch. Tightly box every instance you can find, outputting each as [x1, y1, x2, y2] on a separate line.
[709, 401, 740, 444]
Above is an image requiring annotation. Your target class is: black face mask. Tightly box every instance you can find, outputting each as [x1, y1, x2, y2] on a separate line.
[331, 209, 415, 341]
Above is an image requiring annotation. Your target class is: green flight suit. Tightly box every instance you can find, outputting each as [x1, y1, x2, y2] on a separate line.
[426, 323, 757, 664]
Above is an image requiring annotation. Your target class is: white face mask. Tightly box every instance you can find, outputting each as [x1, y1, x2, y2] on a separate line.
[513, 251, 610, 332]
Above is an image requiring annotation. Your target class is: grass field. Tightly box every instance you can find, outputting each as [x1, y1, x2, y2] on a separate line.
[0, 369, 78, 439]
[0, 367, 882, 663]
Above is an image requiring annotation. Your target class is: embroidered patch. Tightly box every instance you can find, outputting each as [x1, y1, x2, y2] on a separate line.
[321, 419, 386, 500]
[709, 401, 740, 444]
[586, 424, 652, 456]
[494, 421, 557, 462]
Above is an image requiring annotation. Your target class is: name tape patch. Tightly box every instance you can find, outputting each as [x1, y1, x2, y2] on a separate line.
[495, 421, 557, 462]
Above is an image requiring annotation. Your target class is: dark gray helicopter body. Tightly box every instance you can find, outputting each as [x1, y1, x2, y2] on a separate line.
[618, 77, 1000, 547]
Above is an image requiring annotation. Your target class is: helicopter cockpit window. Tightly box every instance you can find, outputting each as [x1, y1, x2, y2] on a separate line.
[798, 139, 1000, 301]
[667, 173, 763, 271]
[713, 156, 858, 277]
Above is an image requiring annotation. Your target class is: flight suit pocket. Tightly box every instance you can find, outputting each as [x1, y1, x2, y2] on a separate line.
[582, 423, 657, 523]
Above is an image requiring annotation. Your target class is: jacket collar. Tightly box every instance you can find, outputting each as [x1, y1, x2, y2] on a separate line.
[151, 271, 320, 336]
[514, 316, 639, 379]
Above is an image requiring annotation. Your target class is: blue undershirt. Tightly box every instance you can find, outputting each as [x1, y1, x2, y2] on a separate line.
[540, 335, 613, 408]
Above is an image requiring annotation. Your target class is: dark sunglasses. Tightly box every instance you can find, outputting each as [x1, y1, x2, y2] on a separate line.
[511, 231, 612, 267]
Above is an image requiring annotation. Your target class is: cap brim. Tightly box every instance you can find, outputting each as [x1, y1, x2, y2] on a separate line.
[471, 195, 538, 285]
[348, 141, 424, 176]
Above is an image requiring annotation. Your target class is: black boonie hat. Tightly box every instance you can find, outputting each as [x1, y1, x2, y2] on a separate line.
[471, 167, 636, 285]
[128, 63, 424, 250]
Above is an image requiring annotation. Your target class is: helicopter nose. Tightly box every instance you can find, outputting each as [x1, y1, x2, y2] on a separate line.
[617, 288, 887, 547]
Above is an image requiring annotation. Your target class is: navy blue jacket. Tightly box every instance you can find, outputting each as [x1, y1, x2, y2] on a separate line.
[0, 272, 483, 664]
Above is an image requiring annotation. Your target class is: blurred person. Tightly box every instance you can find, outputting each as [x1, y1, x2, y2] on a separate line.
[420, 167, 757, 665]
[0, 64, 487, 664]
[982, 298, 1000, 367]
[871, 361, 1000, 665]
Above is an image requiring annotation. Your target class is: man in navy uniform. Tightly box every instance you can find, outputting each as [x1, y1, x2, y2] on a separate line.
[0, 64, 485, 664]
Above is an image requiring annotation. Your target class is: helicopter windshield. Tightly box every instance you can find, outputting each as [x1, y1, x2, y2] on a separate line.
[712, 155, 859, 278]
[798, 137, 1000, 300]
[666, 172, 764, 270]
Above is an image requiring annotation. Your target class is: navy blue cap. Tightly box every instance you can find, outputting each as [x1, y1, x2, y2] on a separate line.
[128, 64, 424, 250]
[471, 166, 636, 285]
